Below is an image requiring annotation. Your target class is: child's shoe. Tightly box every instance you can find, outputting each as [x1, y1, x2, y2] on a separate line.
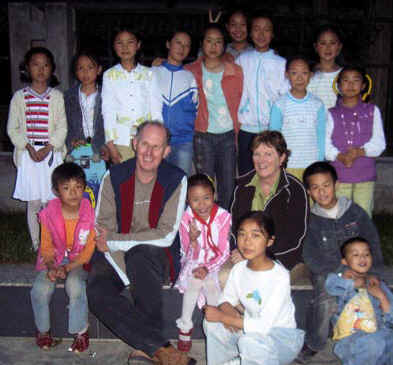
[177, 328, 192, 352]
[68, 330, 89, 353]
[35, 331, 61, 350]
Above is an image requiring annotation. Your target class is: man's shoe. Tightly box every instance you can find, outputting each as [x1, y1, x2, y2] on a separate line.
[154, 344, 196, 365]
[294, 344, 318, 364]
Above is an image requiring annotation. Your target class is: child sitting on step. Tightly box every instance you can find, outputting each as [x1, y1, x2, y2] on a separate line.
[175, 174, 231, 352]
[30, 162, 96, 353]
[326, 237, 392, 365]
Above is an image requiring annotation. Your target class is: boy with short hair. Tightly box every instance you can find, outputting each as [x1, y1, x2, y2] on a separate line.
[325, 237, 393, 365]
[296, 161, 384, 363]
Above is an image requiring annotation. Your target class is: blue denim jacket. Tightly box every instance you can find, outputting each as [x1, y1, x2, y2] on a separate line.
[303, 197, 383, 276]
[325, 272, 393, 330]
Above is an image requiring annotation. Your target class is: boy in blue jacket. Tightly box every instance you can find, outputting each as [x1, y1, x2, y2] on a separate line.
[296, 161, 384, 364]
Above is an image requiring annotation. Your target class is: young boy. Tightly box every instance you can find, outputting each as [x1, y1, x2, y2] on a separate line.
[235, 13, 289, 175]
[326, 237, 393, 365]
[296, 161, 384, 363]
[30, 162, 96, 353]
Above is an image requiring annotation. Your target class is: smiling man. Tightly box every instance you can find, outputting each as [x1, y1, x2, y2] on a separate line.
[87, 121, 195, 365]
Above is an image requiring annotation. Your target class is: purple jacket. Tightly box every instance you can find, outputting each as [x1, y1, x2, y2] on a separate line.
[329, 100, 376, 183]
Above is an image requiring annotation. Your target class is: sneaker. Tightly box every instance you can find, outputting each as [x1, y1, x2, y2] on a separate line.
[154, 344, 196, 365]
[294, 344, 318, 364]
[35, 331, 61, 350]
[177, 328, 192, 352]
[68, 330, 89, 353]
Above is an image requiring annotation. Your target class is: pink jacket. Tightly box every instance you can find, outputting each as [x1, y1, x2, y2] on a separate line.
[35, 198, 95, 271]
[185, 58, 243, 135]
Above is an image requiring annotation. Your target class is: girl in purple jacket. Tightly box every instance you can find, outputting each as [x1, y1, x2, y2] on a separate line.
[326, 66, 386, 216]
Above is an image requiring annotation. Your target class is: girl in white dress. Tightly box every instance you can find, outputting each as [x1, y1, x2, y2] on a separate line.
[7, 47, 67, 250]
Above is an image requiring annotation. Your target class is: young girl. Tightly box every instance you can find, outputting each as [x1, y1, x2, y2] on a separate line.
[30, 163, 95, 352]
[151, 30, 198, 176]
[308, 25, 343, 110]
[7, 47, 67, 251]
[186, 23, 243, 210]
[102, 28, 152, 164]
[204, 211, 304, 365]
[326, 66, 386, 216]
[224, 9, 253, 60]
[269, 56, 326, 181]
[175, 174, 231, 352]
[65, 51, 108, 203]
[236, 14, 289, 175]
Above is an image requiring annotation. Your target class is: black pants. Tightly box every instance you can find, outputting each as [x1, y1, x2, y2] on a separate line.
[87, 245, 169, 356]
[237, 130, 256, 176]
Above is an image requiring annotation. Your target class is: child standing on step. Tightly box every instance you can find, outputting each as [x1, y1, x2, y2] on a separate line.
[7, 47, 67, 251]
[269, 56, 326, 181]
[102, 28, 152, 164]
[308, 25, 343, 110]
[326, 66, 386, 216]
[175, 174, 231, 352]
[204, 211, 304, 365]
[30, 163, 96, 352]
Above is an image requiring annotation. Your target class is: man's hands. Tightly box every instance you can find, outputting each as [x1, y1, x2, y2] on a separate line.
[230, 249, 244, 264]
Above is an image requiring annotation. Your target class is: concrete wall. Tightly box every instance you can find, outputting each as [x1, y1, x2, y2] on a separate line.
[8, 2, 75, 93]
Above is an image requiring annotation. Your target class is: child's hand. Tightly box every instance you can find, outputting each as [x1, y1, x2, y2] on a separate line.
[26, 144, 39, 162]
[367, 280, 385, 300]
[47, 268, 58, 282]
[208, 8, 222, 23]
[56, 265, 67, 280]
[231, 249, 244, 264]
[342, 269, 367, 288]
[151, 57, 165, 67]
[193, 266, 208, 280]
[337, 151, 353, 168]
[106, 141, 122, 164]
[189, 219, 201, 242]
[367, 274, 380, 287]
[204, 305, 222, 322]
[100, 146, 110, 161]
[36, 145, 53, 161]
[72, 139, 86, 148]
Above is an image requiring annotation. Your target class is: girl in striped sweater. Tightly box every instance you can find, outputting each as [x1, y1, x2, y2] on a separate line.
[269, 56, 326, 181]
[7, 47, 67, 251]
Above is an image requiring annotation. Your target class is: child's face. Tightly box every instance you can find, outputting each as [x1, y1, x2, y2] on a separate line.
[56, 178, 85, 210]
[237, 219, 273, 262]
[342, 241, 372, 275]
[226, 12, 248, 43]
[166, 32, 191, 65]
[27, 53, 52, 84]
[188, 185, 214, 221]
[314, 30, 342, 63]
[202, 28, 225, 59]
[114, 31, 140, 63]
[307, 172, 338, 209]
[285, 59, 312, 94]
[75, 55, 102, 88]
[338, 70, 365, 99]
[250, 17, 273, 52]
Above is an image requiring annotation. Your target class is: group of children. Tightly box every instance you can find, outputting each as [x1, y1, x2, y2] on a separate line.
[6, 7, 391, 365]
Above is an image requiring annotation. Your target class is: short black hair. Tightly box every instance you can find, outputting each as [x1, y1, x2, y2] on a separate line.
[187, 173, 215, 195]
[285, 55, 312, 72]
[52, 162, 86, 192]
[340, 236, 371, 258]
[303, 161, 338, 189]
[337, 65, 370, 98]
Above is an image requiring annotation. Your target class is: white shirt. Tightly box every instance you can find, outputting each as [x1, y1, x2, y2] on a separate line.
[308, 69, 341, 110]
[219, 261, 296, 335]
[102, 63, 152, 146]
[79, 87, 97, 139]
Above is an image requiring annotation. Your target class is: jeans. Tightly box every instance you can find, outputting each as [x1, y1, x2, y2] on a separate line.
[334, 328, 393, 365]
[305, 273, 337, 351]
[87, 246, 169, 357]
[237, 130, 256, 177]
[30, 265, 88, 334]
[204, 321, 304, 365]
[166, 141, 193, 176]
[193, 130, 236, 210]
